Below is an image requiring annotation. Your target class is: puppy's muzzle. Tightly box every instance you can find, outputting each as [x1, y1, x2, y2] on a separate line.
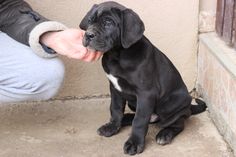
[85, 32, 95, 39]
[83, 31, 96, 47]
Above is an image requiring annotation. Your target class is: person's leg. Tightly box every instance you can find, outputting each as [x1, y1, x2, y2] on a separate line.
[0, 32, 65, 103]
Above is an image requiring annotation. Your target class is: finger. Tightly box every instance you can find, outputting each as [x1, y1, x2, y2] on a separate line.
[69, 46, 88, 59]
[72, 51, 88, 59]
[94, 52, 103, 60]
[80, 30, 86, 36]
[82, 52, 97, 62]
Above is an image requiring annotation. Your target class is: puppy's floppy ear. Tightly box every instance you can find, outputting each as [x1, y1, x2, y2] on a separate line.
[79, 4, 98, 30]
[121, 9, 145, 48]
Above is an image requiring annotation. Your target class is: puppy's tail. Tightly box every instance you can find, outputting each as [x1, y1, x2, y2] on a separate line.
[191, 98, 207, 115]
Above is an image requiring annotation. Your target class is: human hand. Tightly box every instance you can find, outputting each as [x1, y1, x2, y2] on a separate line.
[40, 28, 103, 62]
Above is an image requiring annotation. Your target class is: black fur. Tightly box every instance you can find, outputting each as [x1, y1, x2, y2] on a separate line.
[80, 1, 207, 155]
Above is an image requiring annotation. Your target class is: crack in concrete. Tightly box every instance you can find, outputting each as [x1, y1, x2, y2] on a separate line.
[49, 94, 110, 102]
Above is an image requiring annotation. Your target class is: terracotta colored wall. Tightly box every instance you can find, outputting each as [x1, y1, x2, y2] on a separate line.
[198, 33, 236, 155]
[25, 0, 199, 98]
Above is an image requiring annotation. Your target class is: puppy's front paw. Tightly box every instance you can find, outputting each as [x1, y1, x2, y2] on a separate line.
[123, 138, 144, 155]
[97, 122, 120, 137]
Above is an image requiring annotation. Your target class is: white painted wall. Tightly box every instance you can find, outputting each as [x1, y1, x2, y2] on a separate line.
[26, 0, 199, 98]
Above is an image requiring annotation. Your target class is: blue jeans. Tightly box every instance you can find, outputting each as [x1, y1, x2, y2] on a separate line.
[0, 32, 65, 103]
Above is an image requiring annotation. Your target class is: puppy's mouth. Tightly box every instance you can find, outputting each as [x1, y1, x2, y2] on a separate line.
[82, 31, 110, 53]
[82, 36, 97, 52]
[87, 47, 96, 52]
[83, 38, 105, 53]
[82, 36, 91, 47]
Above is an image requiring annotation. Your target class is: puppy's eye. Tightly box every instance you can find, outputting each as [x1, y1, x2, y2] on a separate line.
[88, 19, 92, 24]
[102, 18, 114, 27]
[88, 16, 96, 24]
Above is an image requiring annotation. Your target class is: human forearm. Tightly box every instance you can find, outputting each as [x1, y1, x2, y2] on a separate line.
[0, 0, 67, 58]
[0, 0, 103, 61]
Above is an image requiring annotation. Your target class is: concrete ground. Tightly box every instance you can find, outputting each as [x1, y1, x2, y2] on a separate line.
[0, 98, 234, 157]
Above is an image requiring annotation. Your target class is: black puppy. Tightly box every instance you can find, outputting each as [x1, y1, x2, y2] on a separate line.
[80, 1, 206, 155]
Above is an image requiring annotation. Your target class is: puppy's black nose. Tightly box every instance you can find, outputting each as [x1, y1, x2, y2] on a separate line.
[85, 32, 95, 40]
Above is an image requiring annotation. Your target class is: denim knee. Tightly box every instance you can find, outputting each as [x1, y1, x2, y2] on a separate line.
[0, 32, 65, 103]
[33, 58, 65, 100]
[0, 58, 65, 103]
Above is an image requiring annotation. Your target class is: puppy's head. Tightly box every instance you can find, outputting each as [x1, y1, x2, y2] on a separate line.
[80, 1, 145, 52]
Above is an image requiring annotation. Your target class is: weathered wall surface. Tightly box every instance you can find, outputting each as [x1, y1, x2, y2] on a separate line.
[199, 0, 217, 33]
[198, 33, 236, 156]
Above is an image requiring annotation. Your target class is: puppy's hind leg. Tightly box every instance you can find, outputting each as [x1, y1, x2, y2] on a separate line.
[156, 117, 185, 145]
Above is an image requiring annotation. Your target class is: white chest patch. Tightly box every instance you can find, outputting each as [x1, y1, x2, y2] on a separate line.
[106, 74, 122, 92]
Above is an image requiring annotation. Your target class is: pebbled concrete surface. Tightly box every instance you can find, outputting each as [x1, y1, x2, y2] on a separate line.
[0, 98, 234, 157]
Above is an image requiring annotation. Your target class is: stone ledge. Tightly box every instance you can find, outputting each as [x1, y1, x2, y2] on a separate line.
[197, 32, 236, 156]
[199, 33, 236, 78]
